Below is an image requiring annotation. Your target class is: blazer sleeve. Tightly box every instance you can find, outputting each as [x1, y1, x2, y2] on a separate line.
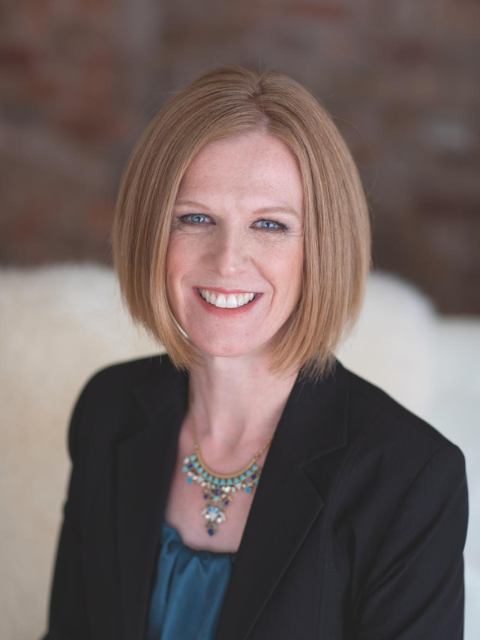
[40, 383, 91, 640]
[355, 443, 469, 640]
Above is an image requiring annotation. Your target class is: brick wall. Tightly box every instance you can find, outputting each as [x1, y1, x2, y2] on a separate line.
[1, 0, 479, 313]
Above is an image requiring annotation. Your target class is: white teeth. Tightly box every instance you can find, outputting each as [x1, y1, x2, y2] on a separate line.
[216, 294, 227, 308]
[199, 289, 256, 308]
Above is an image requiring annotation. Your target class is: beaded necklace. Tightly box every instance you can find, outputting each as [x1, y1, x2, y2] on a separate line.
[181, 386, 274, 536]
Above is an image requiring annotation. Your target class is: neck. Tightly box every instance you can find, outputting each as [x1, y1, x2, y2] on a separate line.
[187, 353, 299, 458]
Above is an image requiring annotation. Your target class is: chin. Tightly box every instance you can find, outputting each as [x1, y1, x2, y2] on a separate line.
[196, 335, 286, 363]
[189, 335, 266, 359]
[195, 344, 259, 359]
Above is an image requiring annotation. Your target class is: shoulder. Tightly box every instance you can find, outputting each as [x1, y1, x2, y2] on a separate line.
[73, 352, 184, 421]
[75, 351, 181, 425]
[342, 362, 463, 454]
[335, 362, 466, 509]
[320, 365, 468, 585]
[67, 352, 177, 456]
[79, 352, 173, 399]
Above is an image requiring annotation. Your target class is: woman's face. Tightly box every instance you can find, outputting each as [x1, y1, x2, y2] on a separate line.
[166, 130, 305, 362]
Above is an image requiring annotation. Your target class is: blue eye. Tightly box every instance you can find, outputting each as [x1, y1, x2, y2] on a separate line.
[256, 219, 286, 231]
[184, 214, 209, 224]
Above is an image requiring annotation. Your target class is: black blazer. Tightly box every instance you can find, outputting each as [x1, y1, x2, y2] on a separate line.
[41, 353, 469, 640]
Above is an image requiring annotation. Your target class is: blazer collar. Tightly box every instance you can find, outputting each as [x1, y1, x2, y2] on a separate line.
[115, 354, 350, 640]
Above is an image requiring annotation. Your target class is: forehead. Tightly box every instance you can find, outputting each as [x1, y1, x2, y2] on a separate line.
[177, 132, 304, 208]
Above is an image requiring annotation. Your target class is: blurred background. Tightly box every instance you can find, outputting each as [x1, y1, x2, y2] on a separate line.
[1, 1, 479, 639]
[0, 0, 479, 312]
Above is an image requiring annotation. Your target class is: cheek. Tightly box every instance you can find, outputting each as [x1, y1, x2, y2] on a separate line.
[278, 245, 304, 284]
[166, 237, 193, 279]
[266, 249, 303, 310]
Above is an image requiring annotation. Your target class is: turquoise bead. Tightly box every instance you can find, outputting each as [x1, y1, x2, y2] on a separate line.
[234, 478, 239, 483]
[214, 478, 219, 484]
[246, 470, 252, 476]
[240, 474, 246, 481]
[190, 455, 196, 461]
[252, 464, 258, 471]
[246, 487, 251, 493]
[227, 479, 233, 485]
[187, 478, 193, 483]
[182, 466, 188, 472]
[220, 479, 226, 485]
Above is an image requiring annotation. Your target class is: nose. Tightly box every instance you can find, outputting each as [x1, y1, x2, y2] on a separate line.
[208, 225, 249, 277]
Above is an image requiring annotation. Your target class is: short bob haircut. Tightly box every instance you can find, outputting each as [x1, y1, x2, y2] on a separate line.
[112, 66, 372, 384]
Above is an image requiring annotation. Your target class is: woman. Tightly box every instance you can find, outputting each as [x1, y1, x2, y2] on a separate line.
[42, 67, 468, 640]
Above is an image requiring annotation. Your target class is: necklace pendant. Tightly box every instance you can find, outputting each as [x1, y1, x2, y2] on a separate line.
[201, 487, 229, 536]
[182, 454, 262, 536]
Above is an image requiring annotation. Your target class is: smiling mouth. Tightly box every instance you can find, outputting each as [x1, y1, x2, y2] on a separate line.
[196, 288, 258, 309]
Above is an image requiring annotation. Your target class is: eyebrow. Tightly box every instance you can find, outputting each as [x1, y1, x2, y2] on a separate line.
[174, 200, 300, 219]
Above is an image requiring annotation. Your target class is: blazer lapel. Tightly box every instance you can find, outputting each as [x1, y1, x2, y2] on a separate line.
[213, 359, 350, 640]
[115, 355, 349, 640]
[115, 358, 189, 640]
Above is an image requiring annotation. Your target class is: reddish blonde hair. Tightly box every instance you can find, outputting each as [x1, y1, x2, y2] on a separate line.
[112, 66, 372, 383]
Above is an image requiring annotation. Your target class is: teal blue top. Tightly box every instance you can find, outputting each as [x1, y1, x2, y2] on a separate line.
[146, 521, 237, 640]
